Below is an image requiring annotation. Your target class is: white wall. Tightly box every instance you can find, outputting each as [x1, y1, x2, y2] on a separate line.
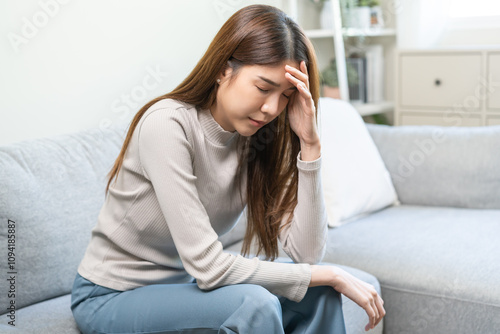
[438, 28, 500, 47]
[0, 0, 281, 145]
[396, 0, 500, 49]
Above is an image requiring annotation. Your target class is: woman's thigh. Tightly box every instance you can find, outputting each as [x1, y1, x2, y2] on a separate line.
[71, 273, 284, 334]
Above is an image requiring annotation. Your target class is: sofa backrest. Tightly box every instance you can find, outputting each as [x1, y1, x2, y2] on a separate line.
[366, 123, 500, 210]
[0, 125, 127, 313]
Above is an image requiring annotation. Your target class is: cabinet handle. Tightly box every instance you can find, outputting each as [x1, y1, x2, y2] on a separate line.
[434, 79, 441, 86]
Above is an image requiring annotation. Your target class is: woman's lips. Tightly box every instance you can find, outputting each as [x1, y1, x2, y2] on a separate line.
[249, 117, 265, 127]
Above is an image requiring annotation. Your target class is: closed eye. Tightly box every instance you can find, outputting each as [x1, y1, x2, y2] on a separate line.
[257, 86, 291, 99]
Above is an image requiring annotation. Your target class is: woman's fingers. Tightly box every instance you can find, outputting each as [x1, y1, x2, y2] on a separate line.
[285, 72, 305, 90]
[328, 266, 386, 332]
[373, 295, 386, 328]
[370, 296, 378, 327]
[299, 60, 309, 89]
[285, 62, 309, 89]
[359, 280, 386, 328]
[365, 287, 385, 330]
[364, 283, 385, 329]
[284, 70, 314, 113]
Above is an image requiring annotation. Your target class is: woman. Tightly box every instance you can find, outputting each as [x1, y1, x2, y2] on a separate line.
[71, 4, 385, 333]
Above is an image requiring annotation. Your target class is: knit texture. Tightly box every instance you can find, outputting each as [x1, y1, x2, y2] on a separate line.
[77, 98, 328, 302]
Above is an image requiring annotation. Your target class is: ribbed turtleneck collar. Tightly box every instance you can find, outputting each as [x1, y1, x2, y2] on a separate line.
[198, 107, 239, 146]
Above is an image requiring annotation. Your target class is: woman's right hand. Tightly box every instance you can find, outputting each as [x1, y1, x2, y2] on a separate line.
[309, 265, 386, 332]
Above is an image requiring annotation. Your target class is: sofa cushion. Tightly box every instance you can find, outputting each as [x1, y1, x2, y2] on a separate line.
[317, 97, 399, 227]
[324, 204, 500, 333]
[366, 123, 500, 209]
[0, 125, 127, 314]
[0, 294, 80, 333]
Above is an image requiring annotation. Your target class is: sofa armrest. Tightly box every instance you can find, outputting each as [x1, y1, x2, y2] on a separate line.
[365, 123, 500, 209]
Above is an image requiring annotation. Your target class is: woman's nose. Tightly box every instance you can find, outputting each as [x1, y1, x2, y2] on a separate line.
[261, 96, 281, 116]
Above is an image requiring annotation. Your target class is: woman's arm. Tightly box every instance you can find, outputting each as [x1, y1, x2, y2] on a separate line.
[278, 61, 329, 264]
[278, 145, 329, 264]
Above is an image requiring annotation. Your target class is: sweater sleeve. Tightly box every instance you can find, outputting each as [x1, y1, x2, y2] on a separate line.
[278, 151, 329, 265]
[137, 108, 311, 302]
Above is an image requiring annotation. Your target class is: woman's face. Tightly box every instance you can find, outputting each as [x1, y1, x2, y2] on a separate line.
[211, 61, 299, 137]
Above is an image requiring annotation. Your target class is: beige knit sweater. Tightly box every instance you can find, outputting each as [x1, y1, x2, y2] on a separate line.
[77, 98, 328, 303]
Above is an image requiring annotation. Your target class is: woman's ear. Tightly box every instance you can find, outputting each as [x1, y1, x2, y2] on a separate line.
[219, 62, 233, 83]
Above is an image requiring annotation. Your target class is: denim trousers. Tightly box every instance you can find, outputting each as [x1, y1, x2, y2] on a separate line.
[71, 273, 346, 334]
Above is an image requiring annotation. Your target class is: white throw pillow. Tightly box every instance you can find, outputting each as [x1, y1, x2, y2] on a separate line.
[317, 97, 400, 227]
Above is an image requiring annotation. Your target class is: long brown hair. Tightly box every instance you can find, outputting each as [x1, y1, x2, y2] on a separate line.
[105, 4, 320, 261]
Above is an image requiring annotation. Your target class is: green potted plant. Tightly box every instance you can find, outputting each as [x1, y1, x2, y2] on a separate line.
[320, 58, 359, 99]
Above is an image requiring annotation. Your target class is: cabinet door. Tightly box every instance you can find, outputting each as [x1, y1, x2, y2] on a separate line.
[400, 53, 482, 110]
[400, 113, 482, 126]
[486, 117, 500, 125]
[488, 53, 500, 110]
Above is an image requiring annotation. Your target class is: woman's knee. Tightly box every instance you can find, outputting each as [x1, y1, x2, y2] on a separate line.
[234, 284, 282, 313]
[220, 284, 283, 333]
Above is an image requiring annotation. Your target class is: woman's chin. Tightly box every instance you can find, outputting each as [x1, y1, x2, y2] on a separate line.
[235, 125, 259, 137]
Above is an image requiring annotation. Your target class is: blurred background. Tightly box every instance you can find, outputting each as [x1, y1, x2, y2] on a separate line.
[1, 0, 500, 145]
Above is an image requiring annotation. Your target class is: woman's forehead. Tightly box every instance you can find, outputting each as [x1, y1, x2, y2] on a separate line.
[247, 61, 300, 71]
[242, 62, 300, 78]
[238, 64, 296, 90]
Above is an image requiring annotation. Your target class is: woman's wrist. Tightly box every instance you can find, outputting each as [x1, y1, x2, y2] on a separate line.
[309, 264, 339, 287]
[299, 141, 321, 161]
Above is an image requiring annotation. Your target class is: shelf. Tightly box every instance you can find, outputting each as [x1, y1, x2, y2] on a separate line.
[305, 29, 337, 38]
[305, 28, 396, 39]
[343, 28, 397, 37]
[290, 0, 397, 122]
[351, 101, 394, 116]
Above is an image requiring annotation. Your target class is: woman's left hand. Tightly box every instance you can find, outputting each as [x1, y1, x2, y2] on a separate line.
[284, 61, 320, 146]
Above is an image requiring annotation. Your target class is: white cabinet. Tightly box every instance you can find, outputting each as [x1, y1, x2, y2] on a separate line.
[400, 113, 482, 127]
[487, 117, 500, 125]
[395, 49, 500, 127]
[400, 53, 482, 109]
[488, 53, 500, 110]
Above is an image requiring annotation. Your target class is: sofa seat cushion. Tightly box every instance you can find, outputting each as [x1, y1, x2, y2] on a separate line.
[324, 204, 500, 333]
[0, 294, 80, 333]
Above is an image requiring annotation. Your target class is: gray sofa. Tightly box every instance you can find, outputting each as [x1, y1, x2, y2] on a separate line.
[1, 118, 499, 334]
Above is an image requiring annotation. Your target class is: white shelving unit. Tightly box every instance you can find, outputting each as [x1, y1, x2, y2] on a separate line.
[286, 0, 396, 117]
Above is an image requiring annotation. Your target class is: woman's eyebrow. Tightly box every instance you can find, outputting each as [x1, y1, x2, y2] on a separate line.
[257, 76, 297, 90]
